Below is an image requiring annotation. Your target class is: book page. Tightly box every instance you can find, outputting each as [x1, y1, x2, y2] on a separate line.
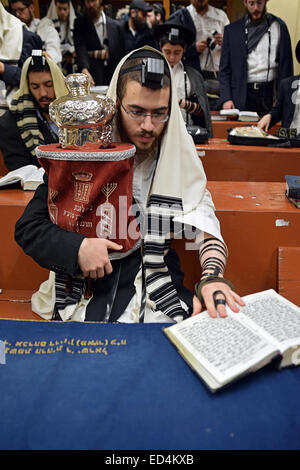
[220, 109, 239, 116]
[168, 312, 277, 385]
[0, 165, 37, 186]
[233, 290, 300, 351]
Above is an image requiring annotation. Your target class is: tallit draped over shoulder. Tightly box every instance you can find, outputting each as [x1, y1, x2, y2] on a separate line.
[107, 46, 222, 241]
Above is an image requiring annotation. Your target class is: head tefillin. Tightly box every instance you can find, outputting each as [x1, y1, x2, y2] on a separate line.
[119, 49, 170, 89]
[27, 50, 49, 73]
[168, 28, 180, 42]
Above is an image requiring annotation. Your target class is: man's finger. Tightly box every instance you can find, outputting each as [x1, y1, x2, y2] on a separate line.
[105, 240, 123, 251]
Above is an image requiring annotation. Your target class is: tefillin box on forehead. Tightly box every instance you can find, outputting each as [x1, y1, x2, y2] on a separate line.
[27, 49, 49, 73]
[35, 73, 139, 255]
[141, 57, 164, 89]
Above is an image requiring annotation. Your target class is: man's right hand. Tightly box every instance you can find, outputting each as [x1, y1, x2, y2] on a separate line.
[195, 40, 208, 54]
[81, 68, 95, 86]
[78, 238, 123, 279]
[222, 100, 236, 110]
[257, 114, 271, 132]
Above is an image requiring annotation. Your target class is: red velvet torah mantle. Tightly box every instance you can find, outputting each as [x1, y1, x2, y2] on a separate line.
[36, 143, 139, 253]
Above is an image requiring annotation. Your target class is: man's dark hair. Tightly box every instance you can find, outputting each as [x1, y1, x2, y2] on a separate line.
[10, 0, 33, 6]
[153, 3, 165, 22]
[55, 0, 70, 4]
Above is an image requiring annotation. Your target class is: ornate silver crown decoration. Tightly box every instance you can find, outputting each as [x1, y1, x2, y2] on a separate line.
[49, 73, 115, 149]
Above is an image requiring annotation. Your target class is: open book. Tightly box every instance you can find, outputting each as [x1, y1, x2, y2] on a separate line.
[0, 165, 44, 190]
[164, 290, 300, 392]
[220, 109, 259, 121]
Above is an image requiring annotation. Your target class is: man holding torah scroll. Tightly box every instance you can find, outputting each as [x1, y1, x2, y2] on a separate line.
[15, 46, 244, 322]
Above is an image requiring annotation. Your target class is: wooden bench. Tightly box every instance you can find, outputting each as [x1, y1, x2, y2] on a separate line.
[196, 138, 300, 182]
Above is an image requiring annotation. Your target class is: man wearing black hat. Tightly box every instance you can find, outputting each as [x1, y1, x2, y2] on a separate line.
[73, 0, 125, 86]
[120, 0, 157, 54]
[258, 40, 300, 133]
[147, 3, 165, 29]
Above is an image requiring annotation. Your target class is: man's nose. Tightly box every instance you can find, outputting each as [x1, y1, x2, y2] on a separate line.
[141, 114, 155, 132]
[39, 86, 48, 97]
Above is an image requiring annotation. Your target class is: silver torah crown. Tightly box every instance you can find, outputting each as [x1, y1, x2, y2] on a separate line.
[49, 73, 116, 149]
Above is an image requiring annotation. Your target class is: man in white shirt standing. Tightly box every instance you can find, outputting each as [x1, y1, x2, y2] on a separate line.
[10, 0, 62, 66]
[219, 0, 293, 116]
[186, 0, 229, 80]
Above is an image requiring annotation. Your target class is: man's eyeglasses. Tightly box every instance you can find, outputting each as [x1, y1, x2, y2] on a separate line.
[120, 102, 169, 124]
[12, 6, 28, 14]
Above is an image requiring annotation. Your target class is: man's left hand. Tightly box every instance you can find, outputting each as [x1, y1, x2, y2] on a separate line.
[0, 61, 5, 74]
[192, 282, 245, 318]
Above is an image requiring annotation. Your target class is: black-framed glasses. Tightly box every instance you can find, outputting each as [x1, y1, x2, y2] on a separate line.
[120, 102, 169, 124]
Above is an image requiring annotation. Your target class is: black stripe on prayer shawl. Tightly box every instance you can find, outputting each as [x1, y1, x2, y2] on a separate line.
[55, 273, 85, 312]
[148, 194, 183, 209]
[149, 282, 185, 319]
[143, 194, 189, 320]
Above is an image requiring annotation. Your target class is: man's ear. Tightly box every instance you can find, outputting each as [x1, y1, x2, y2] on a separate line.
[116, 96, 120, 108]
[130, 9, 137, 19]
[29, 3, 35, 15]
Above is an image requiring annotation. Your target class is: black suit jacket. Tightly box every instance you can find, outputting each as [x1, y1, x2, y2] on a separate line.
[73, 14, 125, 85]
[270, 75, 300, 128]
[219, 15, 294, 110]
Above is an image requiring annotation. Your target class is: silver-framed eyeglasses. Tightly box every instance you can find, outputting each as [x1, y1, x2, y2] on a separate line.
[120, 102, 169, 124]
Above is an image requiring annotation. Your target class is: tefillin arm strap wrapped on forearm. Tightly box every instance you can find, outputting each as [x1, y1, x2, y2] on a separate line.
[195, 236, 234, 303]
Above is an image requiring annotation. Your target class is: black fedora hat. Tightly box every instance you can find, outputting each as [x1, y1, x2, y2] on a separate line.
[154, 17, 195, 47]
[296, 40, 300, 64]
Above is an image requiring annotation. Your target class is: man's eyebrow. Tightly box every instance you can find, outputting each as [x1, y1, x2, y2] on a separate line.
[127, 104, 169, 111]
[29, 80, 53, 86]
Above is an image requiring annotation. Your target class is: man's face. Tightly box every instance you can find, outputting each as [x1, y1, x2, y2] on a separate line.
[161, 43, 184, 68]
[131, 9, 148, 30]
[146, 10, 156, 28]
[28, 71, 56, 115]
[84, 0, 102, 21]
[55, 1, 70, 22]
[119, 80, 170, 151]
[244, 0, 267, 23]
[11, 1, 34, 25]
[191, 0, 209, 14]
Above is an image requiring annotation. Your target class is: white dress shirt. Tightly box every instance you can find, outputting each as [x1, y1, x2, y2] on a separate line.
[187, 4, 229, 73]
[247, 20, 280, 83]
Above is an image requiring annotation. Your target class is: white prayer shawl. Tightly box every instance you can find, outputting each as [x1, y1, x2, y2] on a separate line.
[0, 4, 23, 62]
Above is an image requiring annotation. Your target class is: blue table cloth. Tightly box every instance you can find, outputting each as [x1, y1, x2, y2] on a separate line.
[0, 319, 299, 450]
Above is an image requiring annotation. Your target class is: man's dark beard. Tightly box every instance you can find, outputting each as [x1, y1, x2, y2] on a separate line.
[86, 5, 101, 22]
[116, 109, 163, 156]
[246, 6, 267, 25]
[193, 1, 209, 14]
[132, 15, 147, 32]
[31, 95, 52, 120]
